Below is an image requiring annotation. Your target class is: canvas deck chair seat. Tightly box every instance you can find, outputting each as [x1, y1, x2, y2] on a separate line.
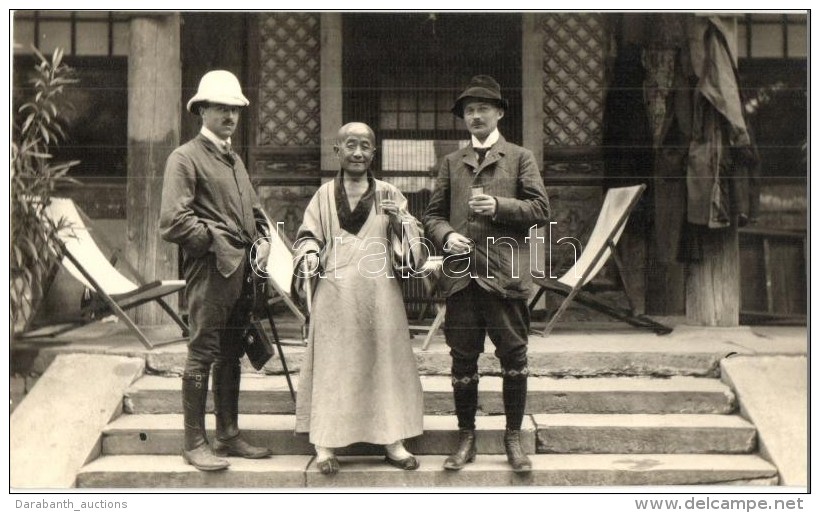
[529, 184, 672, 337]
[35, 197, 188, 349]
[253, 211, 313, 401]
[261, 213, 308, 340]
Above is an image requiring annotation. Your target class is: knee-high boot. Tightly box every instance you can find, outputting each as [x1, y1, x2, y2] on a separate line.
[502, 367, 531, 472]
[182, 370, 229, 471]
[212, 361, 272, 459]
[443, 372, 478, 470]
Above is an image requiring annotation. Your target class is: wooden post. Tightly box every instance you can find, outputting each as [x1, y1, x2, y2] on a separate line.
[126, 14, 181, 325]
[522, 13, 547, 309]
[320, 13, 343, 174]
[685, 16, 741, 327]
[522, 13, 544, 170]
[686, 228, 740, 326]
[646, 179, 687, 316]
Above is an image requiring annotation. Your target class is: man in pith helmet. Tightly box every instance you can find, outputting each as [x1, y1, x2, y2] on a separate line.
[160, 70, 273, 471]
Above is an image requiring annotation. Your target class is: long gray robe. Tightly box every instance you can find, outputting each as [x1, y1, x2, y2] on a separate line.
[293, 179, 425, 447]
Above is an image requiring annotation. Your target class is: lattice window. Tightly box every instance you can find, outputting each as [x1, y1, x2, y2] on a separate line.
[738, 13, 807, 58]
[541, 13, 605, 147]
[13, 11, 130, 56]
[378, 70, 460, 133]
[257, 13, 321, 147]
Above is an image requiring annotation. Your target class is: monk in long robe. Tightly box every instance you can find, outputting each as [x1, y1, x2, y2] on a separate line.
[293, 122, 425, 475]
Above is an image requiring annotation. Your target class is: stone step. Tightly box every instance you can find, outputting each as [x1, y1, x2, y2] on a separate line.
[533, 414, 757, 454]
[126, 375, 736, 415]
[101, 414, 536, 456]
[103, 412, 755, 456]
[143, 333, 736, 378]
[76, 453, 778, 488]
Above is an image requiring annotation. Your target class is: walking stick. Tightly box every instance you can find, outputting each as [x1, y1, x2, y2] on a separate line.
[301, 257, 314, 342]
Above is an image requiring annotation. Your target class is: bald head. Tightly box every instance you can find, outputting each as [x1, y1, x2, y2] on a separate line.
[336, 122, 375, 146]
[334, 122, 376, 175]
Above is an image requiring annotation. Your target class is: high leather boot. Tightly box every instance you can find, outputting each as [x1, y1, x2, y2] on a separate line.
[212, 361, 272, 459]
[182, 370, 229, 471]
[502, 369, 531, 472]
[443, 373, 478, 470]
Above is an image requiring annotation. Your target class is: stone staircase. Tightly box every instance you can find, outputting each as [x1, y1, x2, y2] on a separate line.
[75, 330, 780, 488]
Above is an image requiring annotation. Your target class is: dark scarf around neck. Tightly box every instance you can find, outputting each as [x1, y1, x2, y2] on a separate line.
[334, 170, 376, 235]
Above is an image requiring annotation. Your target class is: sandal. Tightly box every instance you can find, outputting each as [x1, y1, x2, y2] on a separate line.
[317, 456, 340, 475]
[385, 454, 420, 470]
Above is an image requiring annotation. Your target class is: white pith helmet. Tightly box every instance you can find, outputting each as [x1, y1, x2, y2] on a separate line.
[186, 70, 249, 113]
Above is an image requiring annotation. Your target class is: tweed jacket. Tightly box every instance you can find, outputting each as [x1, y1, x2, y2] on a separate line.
[160, 135, 266, 278]
[423, 135, 550, 299]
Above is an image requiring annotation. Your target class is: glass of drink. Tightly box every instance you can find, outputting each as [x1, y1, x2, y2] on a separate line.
[468, 184, 484, 220]
[376, 189, 392, 215]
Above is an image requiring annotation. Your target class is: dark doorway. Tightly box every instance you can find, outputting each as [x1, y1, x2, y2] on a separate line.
[343, 13, 522, 316]
[343, 13, 523, 171]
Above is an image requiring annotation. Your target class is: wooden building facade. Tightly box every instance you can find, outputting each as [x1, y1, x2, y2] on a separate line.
[12, 11, 808, 326]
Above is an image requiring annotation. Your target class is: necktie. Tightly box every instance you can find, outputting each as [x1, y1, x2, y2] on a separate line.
[475, 147, 489, 165]
[223, 141, 235, 165]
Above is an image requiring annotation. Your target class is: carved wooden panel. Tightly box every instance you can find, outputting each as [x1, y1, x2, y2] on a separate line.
[257, 13, 321, 148]
[257, 185, 319, 243]
[545, 186, 602, 277]
[540, 13, 605, 148]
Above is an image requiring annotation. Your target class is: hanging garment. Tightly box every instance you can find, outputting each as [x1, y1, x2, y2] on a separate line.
[686, 16, 757, 228]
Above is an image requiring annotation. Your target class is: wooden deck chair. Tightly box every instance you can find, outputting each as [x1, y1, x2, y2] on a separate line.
[256, 211, 310, 401]
[414, 256, 446, 351]
[529, 184, 672, 337]
[31, 197, 188, 349]
[259, 212, 308, 337]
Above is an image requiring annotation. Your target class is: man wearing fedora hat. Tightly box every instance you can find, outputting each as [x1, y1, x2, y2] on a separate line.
[160, 70, 273, 471]
[423, 75, 550, 472]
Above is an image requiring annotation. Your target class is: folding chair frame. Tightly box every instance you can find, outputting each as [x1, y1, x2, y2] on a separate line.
[55, 238, 188, 350]
[529, 184, 672, 337]
[259, 212, 309, 342]
[404, 256, 447, 351]
[256, 210, 308, 401]
[261, 302, 297, 402]
[265, 279, 307, 335]
[418, 274, 446, 351]
[19, 200, 188, 350]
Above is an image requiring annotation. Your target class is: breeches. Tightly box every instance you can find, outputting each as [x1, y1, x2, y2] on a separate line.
[444, 280, 529, 376]
[183, 253, 253, 373]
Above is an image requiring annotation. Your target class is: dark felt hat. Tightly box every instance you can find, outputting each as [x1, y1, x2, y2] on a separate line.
[451, 75, 509, 118]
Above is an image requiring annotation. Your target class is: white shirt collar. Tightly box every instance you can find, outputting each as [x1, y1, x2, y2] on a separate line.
[200, 126, 231, 152]
[472, 129, 500, 149]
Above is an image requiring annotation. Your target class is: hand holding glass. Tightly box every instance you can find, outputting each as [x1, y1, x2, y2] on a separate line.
[376, 189, 393, 215]
[469, 185, 494, 215]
